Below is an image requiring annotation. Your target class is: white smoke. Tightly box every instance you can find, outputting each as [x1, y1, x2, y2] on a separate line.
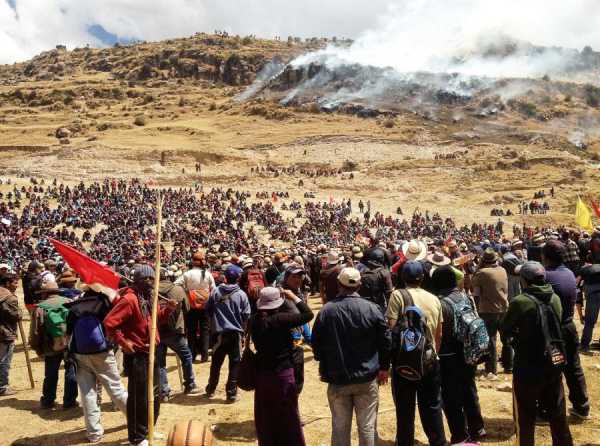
[294, 0, 600, 78]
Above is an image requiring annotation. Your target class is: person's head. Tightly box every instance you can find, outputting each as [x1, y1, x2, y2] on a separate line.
[44, 259, 57, 272]
[28, 260, 43, 274]
[284, 264, 305, 291]
[402, 261, 424, 287]
[0, 263, 9, 276]
[191, 251, 205, 268]
[516, 261, 546, 288]
[337, 267, 361, 294]
[133, 264, 155, 296]
[58, 270, 79, 289]
[326, 251, 340, 267]
[256, 287, 284, 312]
[541, 240, 565, 268]
[0, 272, 18, 293]
[224, 265, 243, 284]
[431, 265, 457, 295]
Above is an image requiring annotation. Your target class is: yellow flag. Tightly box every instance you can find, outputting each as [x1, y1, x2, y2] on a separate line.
[576, 197, 593, 231]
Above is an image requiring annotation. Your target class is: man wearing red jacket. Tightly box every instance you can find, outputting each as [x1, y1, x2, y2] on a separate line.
[104, 265, 177, 446]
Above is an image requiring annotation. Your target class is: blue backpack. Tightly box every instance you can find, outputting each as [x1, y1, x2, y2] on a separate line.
[393, 289, 437, 381]
[74, 315, 108, 354]
[443, 293, 489, 365]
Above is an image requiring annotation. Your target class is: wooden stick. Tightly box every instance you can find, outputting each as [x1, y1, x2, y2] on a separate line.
[148, 191, 163, 446]
[17, 318, 35, 389]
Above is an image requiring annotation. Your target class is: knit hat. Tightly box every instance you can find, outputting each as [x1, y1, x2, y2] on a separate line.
[133, 264, 155, 282]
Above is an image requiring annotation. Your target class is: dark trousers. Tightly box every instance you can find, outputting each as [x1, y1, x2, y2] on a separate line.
[392, 363, 447, 446]
[481, 313, 513, 374]
[157, 334, 195, 395]
[185, 309, 210, 361]
[124, 353, 160, 445]
[513, 372, 573, 446]
[254, 367, 305, 446]
[206, 331, 241, 398]
[440, 356, 484, 444]
[562, 321, 590, 414]
[41, 354, 78, 407]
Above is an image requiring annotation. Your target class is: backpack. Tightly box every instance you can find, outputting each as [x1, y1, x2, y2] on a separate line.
[392, 289, 437, 381]
[359, 267, 387, 309]
[187, 270, 210, 310]
[247, 269, 265, 301]
[38, 298, 69, 353]
[525, 293, 567, 372]
[443, 293, 489, 365]
[68, 294, 111, 354]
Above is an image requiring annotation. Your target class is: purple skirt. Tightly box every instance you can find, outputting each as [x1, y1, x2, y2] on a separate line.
[254, 367, 306, 446]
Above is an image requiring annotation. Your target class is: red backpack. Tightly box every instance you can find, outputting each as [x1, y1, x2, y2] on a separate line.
[246, 269, 266, 301]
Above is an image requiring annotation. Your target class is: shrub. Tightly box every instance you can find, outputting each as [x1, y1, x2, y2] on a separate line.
[584, 84, 600, 107]
[342, 159, 358, 172]
[382, 118, 395, 128]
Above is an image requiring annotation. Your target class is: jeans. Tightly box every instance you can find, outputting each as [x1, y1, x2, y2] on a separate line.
[157, 334, 195, 396]
[327, 379, 379, 446]
[581, 292, 600, 350]
[0, 341, 15, 392]
[391, 362, 447, 446]
[561, 321, 589, 415]
[480, 313, 513, 374]
[41, 353, 78, 407]
[513, 373, 573, 446]
[440, 355, 484, 444]
[185, 309, 210, 361]
[206, 331, 241, 398]
[75, 351, 128, 440]
[124, 353, 160, 445]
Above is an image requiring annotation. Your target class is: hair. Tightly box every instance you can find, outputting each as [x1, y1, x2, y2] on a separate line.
[431, 266, 457, 294]
[0, 273, 18, 286]
[542, 240, 565, 266]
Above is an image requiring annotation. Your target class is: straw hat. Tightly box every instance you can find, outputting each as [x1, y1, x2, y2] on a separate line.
[402, 240, 427, 261]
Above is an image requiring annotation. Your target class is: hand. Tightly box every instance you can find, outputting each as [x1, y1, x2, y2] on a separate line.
[121, 339, 136, 354]
[166, 299, 179, 310]
[377, 370, 389, 386]
[282, 289, 297, 300]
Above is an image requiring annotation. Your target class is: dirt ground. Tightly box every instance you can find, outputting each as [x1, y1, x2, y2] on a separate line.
[1, 291, 599, 446]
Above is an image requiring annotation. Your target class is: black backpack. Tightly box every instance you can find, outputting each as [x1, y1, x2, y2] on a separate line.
[359, 267, 387, 309]
[392, 289, 438, 381]
[524, 293, 567, 372]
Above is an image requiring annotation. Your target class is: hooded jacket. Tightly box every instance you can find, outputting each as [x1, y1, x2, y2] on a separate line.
[501, 284, 563, 379]
[205, 283, 250, 334]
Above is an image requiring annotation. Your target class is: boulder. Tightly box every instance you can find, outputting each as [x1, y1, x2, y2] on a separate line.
[59, 138, 70, 145]
[55, 127, 71, 138]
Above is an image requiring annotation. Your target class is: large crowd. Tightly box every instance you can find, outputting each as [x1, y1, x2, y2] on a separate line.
[1, 176, 600, 446]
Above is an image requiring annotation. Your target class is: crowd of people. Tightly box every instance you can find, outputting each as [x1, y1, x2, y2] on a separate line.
[1, 176, 600, 446]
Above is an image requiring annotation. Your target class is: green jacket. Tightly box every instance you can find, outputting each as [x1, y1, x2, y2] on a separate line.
[501, 284, 562, 379]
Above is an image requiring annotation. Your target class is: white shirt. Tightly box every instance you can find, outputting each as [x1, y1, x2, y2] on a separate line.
[174, 267, 215, 292]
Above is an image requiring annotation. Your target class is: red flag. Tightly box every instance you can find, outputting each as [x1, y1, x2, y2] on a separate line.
[50, 238, 120, 300]
[591, 198, 600, 219]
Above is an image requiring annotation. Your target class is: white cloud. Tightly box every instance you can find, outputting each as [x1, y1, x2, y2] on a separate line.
[2, 0, 600, 67]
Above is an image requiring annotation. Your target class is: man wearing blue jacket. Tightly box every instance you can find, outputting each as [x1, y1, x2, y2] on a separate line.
[205, 264, 250, 402]
[312, 267, 391, 446]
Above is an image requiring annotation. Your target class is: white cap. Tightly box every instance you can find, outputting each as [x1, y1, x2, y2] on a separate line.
[338, 267, 361, 288]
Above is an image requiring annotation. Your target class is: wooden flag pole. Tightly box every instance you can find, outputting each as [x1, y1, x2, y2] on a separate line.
[17, 318, 35, 389]
[148, 191, 163, 446]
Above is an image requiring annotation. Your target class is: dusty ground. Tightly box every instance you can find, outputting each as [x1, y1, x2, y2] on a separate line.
[2, 34, 600, 445]
[2, 293, 600, 446]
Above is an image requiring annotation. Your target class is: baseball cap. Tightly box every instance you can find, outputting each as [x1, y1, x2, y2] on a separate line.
[286, 263, 305, 275]
[327, 251, 340, 265]
[224, 265, 243, 282]
[257, 287, 284, 310]
[402, 261, 424, 281]
[515, 261, 546, 284]
[337, 267, 361, 288]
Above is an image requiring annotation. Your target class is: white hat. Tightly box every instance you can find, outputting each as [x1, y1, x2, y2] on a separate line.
[402, 240, 427, 261]
[257, 287, 284, 310]
[327, 251, 340, 265]
[338, 267, 361, 288]
[0, 263, 9, 270]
